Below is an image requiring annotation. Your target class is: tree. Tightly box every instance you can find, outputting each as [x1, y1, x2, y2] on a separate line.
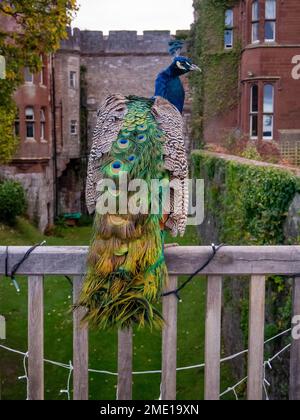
[0, 0, 78, 163]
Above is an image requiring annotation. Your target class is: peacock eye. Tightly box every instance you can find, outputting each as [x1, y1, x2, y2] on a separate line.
[107, 160, 126, 177]
[136, 134, 147, 142]
[117, 138, 130, 149]
[176, 61, 186, 70]
[128, 154, 136, 162]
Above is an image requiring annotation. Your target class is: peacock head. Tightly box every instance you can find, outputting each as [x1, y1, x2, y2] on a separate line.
[171, 56, 201, 76]
[168, 41, 201, 76]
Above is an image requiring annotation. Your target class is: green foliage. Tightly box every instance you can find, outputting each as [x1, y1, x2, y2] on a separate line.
[190, 0, 241, 143]
[0, 102, 18, 162]
[0, 0, 78, 163]
[241, 143, 262, 161]
[77, 214, 93, 227]
[0, 180, 26, 224]
[193, 151, 297, 362]
[193, 152, 297, 245]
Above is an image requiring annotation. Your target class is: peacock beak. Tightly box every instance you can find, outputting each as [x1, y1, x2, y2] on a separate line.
[190, 64, 201, 72]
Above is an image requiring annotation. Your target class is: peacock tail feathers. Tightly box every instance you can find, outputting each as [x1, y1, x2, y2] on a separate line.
[77, 97, 173, 330]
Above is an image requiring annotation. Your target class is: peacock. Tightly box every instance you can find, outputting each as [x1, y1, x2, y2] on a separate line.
[77, 40, 200, 330]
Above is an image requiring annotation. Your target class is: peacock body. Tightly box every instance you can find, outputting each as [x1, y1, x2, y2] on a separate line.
[79, 44, 200, 330]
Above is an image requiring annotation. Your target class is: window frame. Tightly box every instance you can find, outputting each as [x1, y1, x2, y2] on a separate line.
[251, 0, 260, 44]
[24, 67, 34, 84]
[25, 106, 35, 139]
[224, 9, 234, 50]
[70, 120, 78, 135]
[250, 84, 259, 140]
[264, 0, 276, 43]
[40, 108, 46, 141]
[262, 84, 274, 140]
[69, 71, 77, 89]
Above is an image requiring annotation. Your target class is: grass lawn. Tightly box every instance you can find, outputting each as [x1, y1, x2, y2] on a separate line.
[0, 218, 234, 400]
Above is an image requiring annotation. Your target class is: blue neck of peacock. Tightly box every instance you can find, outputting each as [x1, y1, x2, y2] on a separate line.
[154, 63, 185, 114]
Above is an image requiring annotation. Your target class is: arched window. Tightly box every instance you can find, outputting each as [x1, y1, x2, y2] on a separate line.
[252, 1, 260, 43]
[25, 107, 35, 139]
[224, 9, 234, 49]
[265, 0, 276, 42]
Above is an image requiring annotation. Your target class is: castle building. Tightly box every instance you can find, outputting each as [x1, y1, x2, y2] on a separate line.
[202, 0, 300, 158]
[54, 29, 191, 219]
[1, 29, 190, 231]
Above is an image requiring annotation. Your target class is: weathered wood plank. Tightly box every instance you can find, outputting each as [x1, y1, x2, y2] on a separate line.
[117, 328, 133, 400]
[247, 275, 266, 401]
[161, 276, 178, 400]
[73, 276, 89, 400]
[3, 246, 300, 275]
[28, 275, 44, 400]
[290, 277, 300, 400]
[205, 275, 222, 400]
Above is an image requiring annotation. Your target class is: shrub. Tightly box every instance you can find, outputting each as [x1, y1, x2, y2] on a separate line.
[0, 180, 27, 224]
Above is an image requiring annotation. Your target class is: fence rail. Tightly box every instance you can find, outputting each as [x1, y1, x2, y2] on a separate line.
[0, 245, 300, 400]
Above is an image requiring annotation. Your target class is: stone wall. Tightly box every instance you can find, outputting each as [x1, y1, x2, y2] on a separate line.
[0, 163, 54, 232]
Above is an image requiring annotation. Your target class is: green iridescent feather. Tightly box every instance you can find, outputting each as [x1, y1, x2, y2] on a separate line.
[77, 97, 169, 330]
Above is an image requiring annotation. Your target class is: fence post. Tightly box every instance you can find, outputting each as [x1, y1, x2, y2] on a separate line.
[247, 275, 266, 400]
[73, 275, 89, 400]
[117, 328, 133, 400]
[161, 276, 178, 400]
[28, 275, 44, 400]
[205, 275, 222, 400]
[290, 277, 300, 400]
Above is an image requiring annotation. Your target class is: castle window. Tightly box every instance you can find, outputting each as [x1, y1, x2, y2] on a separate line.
[24, 67, 34, 84]
[263, 84, 274, 139]
[250, 84, 259, 139]
[251, 1, 260, 43]
[70, 120, 77, 135]
[224, 9, 234, 49]
[40, 108, 46, 140]
[265, 0, 276, 42]
[70, 71, 77, 89]
[25, 107, 35, 139]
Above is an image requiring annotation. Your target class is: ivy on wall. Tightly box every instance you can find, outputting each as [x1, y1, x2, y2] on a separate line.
[190, 0, 241, 143]
[192, 151, 298, 245]
[192, 151, 297, 397]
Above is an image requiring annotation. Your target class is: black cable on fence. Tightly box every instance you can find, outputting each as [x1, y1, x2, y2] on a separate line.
[5, 241, 46, 292]
[162, 243, 225, 301]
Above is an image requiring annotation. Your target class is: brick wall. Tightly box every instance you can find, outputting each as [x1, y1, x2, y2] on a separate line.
[201, 0, 300, 147]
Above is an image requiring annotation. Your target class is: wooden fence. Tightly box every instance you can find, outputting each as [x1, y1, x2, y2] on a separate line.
[0, 245, 300, 400]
